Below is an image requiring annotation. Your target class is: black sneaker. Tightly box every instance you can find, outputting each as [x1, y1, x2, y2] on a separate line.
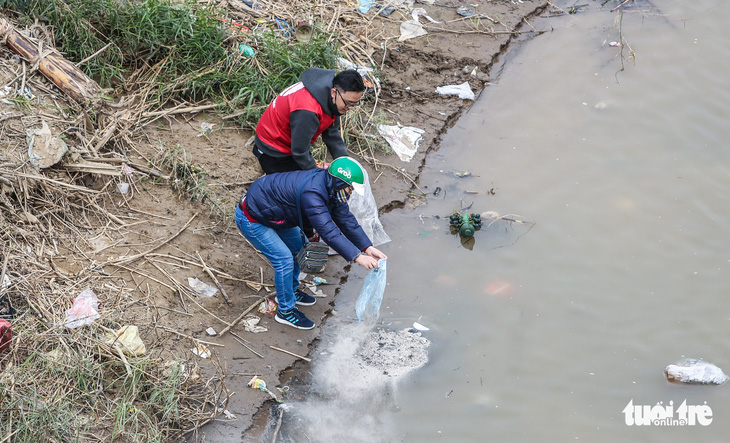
[294, 289, 316, 306]
[275, 290, 316, 307]
[275, 308, 315, 330]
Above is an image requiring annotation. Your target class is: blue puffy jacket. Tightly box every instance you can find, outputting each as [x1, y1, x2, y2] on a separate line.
[243, 169, 372, 261]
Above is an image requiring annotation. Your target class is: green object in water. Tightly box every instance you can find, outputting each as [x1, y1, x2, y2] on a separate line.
[459, 213, 475, 237]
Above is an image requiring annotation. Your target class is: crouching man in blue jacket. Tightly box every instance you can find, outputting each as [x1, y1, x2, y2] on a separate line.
[235, 156, 388, 330]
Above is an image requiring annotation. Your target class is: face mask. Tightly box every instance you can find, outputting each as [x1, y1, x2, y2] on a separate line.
[335, 188, 351, 204]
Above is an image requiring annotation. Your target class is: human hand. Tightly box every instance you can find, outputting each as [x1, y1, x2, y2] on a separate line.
[355, 254, 379, 270]
[363, 246, 387, 260]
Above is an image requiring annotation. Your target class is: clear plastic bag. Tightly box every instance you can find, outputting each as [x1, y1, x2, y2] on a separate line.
[347, 170, 391, 247]
[355, 259, 387, 322]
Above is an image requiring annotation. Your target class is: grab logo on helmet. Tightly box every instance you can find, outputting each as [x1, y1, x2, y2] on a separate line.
[337, 167, 352, 179]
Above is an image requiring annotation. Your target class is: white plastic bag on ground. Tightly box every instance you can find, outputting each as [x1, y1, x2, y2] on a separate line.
[435, 81, 476, 100]
[356, 259, 387, 322]
[348, 170, 391, 246]
[188, 277, 218, 297]
[398, 20, 427, 41]
[64, 288, 101, 329]
[105, 325, 146, 356]
[377, 124, 424, 162]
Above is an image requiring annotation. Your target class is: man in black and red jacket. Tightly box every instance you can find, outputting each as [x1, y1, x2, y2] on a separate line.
[253, 68, 365, 174]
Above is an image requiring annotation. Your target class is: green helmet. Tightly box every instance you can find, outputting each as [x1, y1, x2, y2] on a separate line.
[328, 156, 366, 195]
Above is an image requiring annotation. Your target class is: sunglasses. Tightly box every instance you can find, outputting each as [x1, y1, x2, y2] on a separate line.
[335, 89, 361, 109]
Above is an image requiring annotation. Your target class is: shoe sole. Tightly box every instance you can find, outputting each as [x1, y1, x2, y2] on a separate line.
[275, 314, 315, 330]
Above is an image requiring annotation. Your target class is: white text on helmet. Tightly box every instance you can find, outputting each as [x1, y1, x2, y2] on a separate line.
[337, 167, 352, 179]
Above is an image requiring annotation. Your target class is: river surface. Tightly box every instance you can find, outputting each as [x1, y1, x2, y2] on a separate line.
[273, 1, 730, 442]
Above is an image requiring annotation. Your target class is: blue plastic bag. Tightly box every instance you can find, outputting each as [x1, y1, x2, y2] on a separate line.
[355, 259, 387, 322]
[357, 0, 375, 14]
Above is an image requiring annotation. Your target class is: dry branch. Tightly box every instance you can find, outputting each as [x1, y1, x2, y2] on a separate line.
[0, 17, 103, 105]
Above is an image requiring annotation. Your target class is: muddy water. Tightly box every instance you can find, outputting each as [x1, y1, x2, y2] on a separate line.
[273, 2, 730, 442]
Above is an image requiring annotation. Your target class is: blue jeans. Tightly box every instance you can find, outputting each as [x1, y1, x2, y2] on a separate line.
[235, 206, 303, 312]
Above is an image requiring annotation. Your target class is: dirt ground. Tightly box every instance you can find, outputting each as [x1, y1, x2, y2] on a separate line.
[0, 0, 556, 440]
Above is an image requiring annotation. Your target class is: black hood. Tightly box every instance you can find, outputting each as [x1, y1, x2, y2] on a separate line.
[301, 68, 338, 117]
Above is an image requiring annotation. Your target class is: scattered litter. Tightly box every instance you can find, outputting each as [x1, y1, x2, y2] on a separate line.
[188, 277, 218, 297]
[105, 325, 146, 356]
[377, 124, 425, 162]
[665, 358, 728, 385]
[205, 327, 218, 336]
[64, 288, 101, 329]
[456, 6, 476, 17]
[435, 81, 475, 100]
[191, 344, 211, 359]
[336, 57, 375, 79]
[0, 319, 12, 352]
[304, 283, 326, 297]
[198, 122, 215, 136]
[117, 182, 130, 194]
[258, 298, 278, 316]
[26, 120, 69, 169]
[440, 170, 473, 178]
[398, 20, 427, 41]
[609, 41, 621, 47]
[357, 0, 375, 14]
[248, 376, 280, 402]
[378, 5, 396, 16]
[223, 409, 237, 420]
[1, 274, 10, 290]
[312, 277, 328, 285]
[0, 294, 15, 320]
[356, 259, 387, 322]
[238, 43, 255, 57]
[413, 321, 430, 331]
[411, 7, 441, 23]
[242, 315, 268, 333]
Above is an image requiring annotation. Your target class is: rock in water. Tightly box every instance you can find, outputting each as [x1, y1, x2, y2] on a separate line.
[664, 358, 728, 385]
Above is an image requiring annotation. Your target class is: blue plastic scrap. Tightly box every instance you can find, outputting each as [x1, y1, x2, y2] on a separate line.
[355, 259, 387, 322]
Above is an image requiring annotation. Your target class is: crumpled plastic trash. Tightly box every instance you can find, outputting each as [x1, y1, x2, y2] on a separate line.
[242, 315, 268, 333]
[191, 344, 211, 359]
[398, 7, 441, 42]
[356, 259, 387, 322]
[105, 325, 146, 356]
[312, 277, 328, 285]
[336, 57, 375, 83]
[436, 82, 476, 100]
[258, 298, 278, 315]
[188, 277, 218, 297]
[665, 358, 728, 385]
[411, 7, 440, 23]
[304, 283, 325, 298]
[347, 169, 391, 246]
[398, 20, 427, 41]
[198, 122, 215, 137]
[357, 0, 375, 14]
[377, 124, 425, 162]
[248, 376, 280, 402]
[64, 288, 101, 329]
